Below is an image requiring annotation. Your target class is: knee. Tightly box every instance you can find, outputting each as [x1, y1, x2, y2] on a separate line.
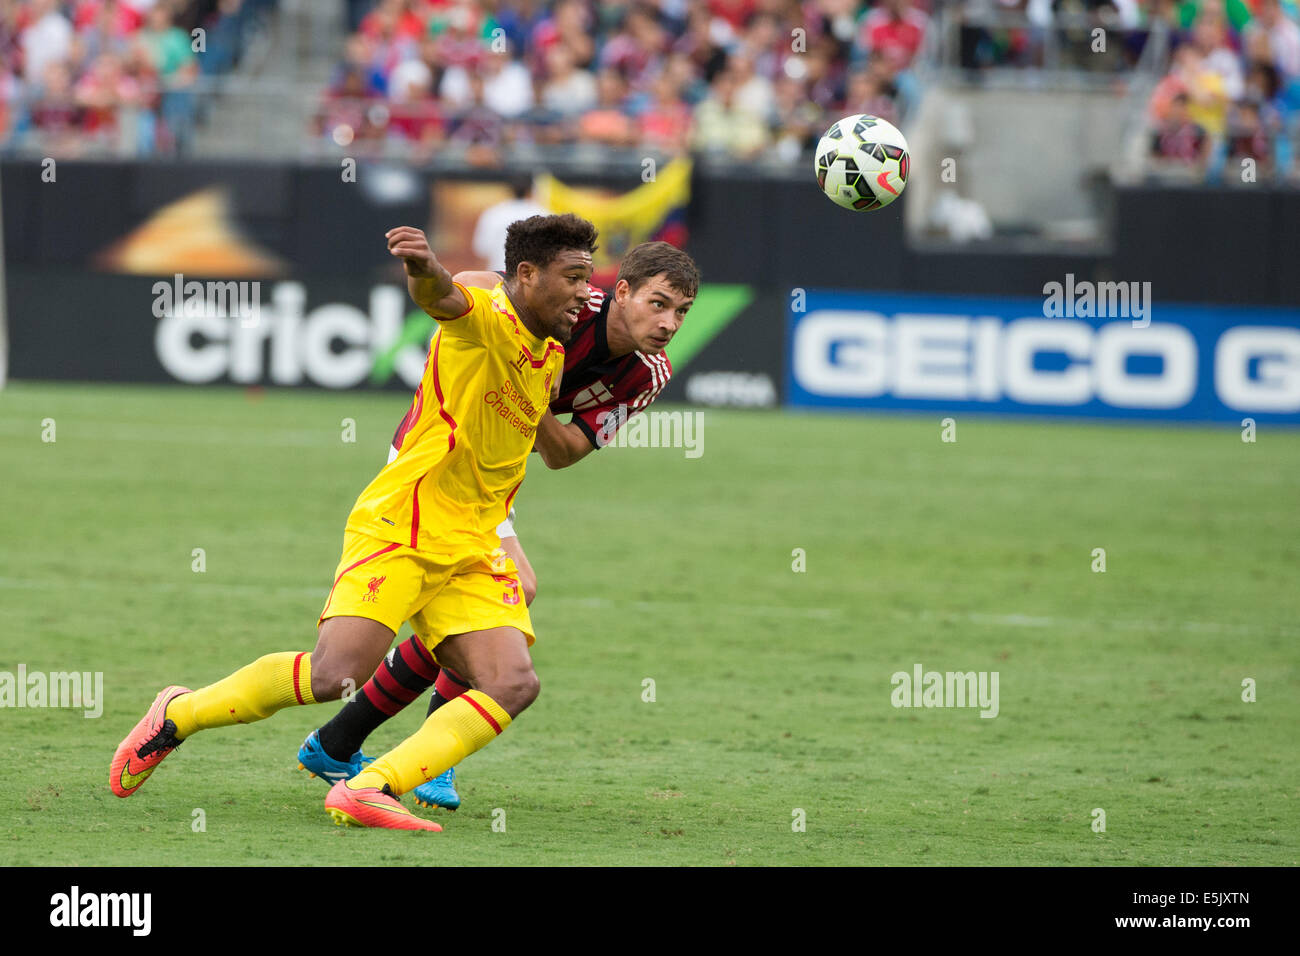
[309, 648, 364, 702]
[518, 669, 541, 709]
[482, 667, 539, 717]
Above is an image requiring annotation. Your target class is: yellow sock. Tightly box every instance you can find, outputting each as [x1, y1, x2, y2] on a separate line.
[349, 690, 511, 796]
[166, 652, 315, 739]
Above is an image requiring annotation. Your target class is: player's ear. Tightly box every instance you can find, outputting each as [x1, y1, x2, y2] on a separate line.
[614, 278, 631, 303]
[517, 261, 536, 285]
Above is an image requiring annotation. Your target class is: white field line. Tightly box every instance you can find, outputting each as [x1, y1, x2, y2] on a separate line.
[560, 596, 838, 620]
[0, 576, 834, 621]
[908, 609, 1291, 638]
[0, 419, 348, 448]
[0, 575, 327, 599]
[0, 576, 1289, 635]
[2, 418, 1294, 486]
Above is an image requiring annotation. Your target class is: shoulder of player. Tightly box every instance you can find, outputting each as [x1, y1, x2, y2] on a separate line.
[480, 287, 568, 362]
[616, 349, 671, 405]
[634, 349, 672, 382]
[444, 285, 536, 355]
[465, 284, 521, 332]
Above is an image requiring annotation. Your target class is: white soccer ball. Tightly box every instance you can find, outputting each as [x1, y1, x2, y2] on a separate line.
[814, 114, 911, 211]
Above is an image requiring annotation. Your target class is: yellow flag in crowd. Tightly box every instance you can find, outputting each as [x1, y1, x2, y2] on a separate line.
[534, 157, 691, 269]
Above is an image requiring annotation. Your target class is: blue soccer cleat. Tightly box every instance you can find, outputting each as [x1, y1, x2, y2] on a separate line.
[297, 729, 374, 785]
[412, 766, 461, 810]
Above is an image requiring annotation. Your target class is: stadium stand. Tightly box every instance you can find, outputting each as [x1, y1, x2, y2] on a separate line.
[311, 0, 924, 164]
[4, 0, 1298, 186]
[1, 0, 277, 156]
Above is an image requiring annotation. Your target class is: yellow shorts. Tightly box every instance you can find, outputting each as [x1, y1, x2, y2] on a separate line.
[319, 530, 535, 651]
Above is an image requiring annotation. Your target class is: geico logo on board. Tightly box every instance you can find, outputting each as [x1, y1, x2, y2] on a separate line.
[792, 311, 1300, 413]
[1214, 326, 1300, 412]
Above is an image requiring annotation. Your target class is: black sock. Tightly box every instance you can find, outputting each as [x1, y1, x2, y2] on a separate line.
[426, 666, 472, 717]
[316, 636, 440, 761]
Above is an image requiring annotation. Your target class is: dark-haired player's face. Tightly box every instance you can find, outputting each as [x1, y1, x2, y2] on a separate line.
[616, 274, 694, 355]
[521, 249, 594, 344]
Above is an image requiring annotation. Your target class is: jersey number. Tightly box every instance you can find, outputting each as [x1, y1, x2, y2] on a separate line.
[492, 574, 521, 606]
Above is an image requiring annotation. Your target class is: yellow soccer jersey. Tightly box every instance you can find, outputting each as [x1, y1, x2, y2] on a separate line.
[346, 282, 565, 556]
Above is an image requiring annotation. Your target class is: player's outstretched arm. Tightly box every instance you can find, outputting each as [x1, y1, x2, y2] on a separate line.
[386, 226, 469, 319]
[534, 411, 596, 469]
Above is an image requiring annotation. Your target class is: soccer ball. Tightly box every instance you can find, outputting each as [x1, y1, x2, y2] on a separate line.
[814, 114, 910, 211]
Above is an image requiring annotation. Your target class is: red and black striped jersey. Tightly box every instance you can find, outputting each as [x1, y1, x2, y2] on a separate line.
[553, 284, 671, 449]
[390, 282, 671, 453]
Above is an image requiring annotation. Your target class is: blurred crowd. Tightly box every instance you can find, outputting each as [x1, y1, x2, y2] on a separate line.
[0, 0, 270, 156]
[11, 0, 1293, 176]
[319, 0, 931, 163]
[1146, 0, 1300, 180]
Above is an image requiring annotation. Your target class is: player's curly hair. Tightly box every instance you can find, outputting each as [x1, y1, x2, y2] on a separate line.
[617, 241, 700, 299]
[504, 213, 599, 277]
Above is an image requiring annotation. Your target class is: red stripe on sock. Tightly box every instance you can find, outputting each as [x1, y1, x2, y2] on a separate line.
[398, 637, 440, 681]
[360, 681, 403, 717]
[292, 652, 307, 705]
[462, 693, 502, 735]
[373, 665, 420, 704]
[434, 669, 469, 700]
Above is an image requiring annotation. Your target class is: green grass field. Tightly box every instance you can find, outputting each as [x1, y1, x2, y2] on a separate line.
[1, 381, 1296, 866]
